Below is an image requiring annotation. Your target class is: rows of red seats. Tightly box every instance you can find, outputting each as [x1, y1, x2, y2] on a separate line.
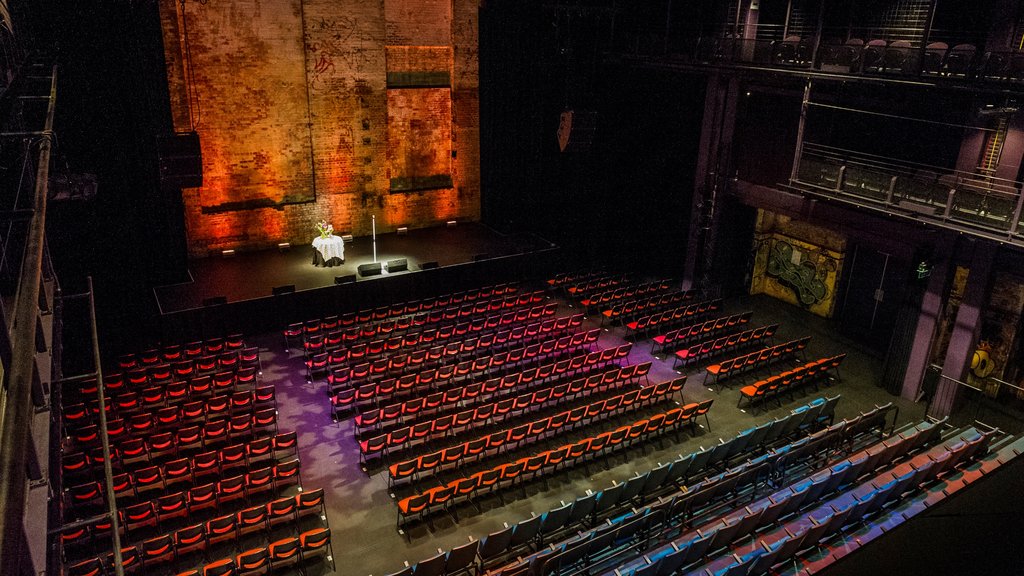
[650, 310, 752, 354]
[578, 279, 674, 312]
[601, 289, 696, 326]
[396, 390, 709, 536]
[739, 354, 846, 412]
[672, 323, 779, 369]
[333, 343, 632, 420]
[354, 362, 652, 438]
[385, 375, 686, 489]
[116, 335, 246, 371]
[703, 336, 811, 388]
[316, 309, 578, 386]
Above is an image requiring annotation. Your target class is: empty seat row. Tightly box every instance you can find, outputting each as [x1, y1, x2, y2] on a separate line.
[71, 359, 260, 406]
[407, 396, 840, 576]
[396, 398, 710, 538]
[63, 428, 295, 488]
[650, 311, 752, 354]
[317, 324, 596, 387]
[355, 362, 654, 436]
[66, 521, 330, 576]
[601, 290, 696, 326]
[547, 269, 607, 290]
[64, 385, 274, 435]
[308, 312, 584, 372]
[563, 273, 628, 298]
[382, 376, 683, 486]
[738, 354, 846, 412]
[65, 402, 278, 452]
[284, 285, 530, 351]
[702, 336, 810, 388]
[624, 424, 991, 576]
[578, 279, 674, 311]
[613, 298, 723, 337]
[298, 291, 549, 359]
[333, 343, 632, 416]
[672, 323, 778, 369]
[115, 335, 246, 372]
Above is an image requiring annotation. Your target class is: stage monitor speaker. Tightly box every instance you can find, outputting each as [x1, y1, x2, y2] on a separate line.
[334, 274, 356, 285]
[272, 284, 296, 296]
[385, 258, 408, 273]
[157, 131, 203, 188]
[358, 262, 382, 277]
[420, 261, 439, 270]
[202, 296, 227, 307]
[473, 253, 490, 262]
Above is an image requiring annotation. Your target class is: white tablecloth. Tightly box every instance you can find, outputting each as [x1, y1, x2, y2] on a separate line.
[312, 235, 345, 262]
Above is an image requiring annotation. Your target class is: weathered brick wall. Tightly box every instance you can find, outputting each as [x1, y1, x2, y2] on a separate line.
[159, 0, 480, 256]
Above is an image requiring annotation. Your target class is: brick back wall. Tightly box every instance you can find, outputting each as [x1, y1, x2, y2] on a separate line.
[159, 0, 480, 256]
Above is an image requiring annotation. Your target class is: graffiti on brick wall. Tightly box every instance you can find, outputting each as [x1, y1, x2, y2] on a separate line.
[305, 15, 377, 91]
[766, 240, 830, 307]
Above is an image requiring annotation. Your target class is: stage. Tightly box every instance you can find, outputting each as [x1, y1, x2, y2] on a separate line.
[152, 222, 561, 338]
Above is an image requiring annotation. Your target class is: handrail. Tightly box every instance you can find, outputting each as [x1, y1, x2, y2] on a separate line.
[0, 63, 56, 576]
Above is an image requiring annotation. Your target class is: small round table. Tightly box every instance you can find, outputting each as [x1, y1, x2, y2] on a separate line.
[312, 235, 345, 267]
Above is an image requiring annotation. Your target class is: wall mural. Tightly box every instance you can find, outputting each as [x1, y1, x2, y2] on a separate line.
[766, 240, 829, 306]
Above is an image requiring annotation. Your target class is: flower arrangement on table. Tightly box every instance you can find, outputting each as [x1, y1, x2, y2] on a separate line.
[315, 220, 334, 239]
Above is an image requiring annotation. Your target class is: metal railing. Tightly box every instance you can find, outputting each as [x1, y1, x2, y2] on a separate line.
[791, 142, 1024, 241]
[925, 366, 1024, 435]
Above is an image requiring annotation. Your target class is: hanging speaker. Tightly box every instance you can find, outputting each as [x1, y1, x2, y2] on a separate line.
[157, 131, 203, 188]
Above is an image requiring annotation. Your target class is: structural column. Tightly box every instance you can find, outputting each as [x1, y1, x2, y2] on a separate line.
[931, 240, 998, 417]
[683, 73, 739, 292]
[901, 231, 956, 401]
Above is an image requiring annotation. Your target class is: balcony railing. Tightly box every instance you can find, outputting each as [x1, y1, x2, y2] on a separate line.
[630, 28, 1023, 85]
[790, 142, 1024, 241]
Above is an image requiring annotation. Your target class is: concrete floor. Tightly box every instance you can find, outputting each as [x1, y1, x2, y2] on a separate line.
[259, 287, 926, 576]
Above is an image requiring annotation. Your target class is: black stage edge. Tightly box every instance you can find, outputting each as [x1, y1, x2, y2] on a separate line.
[153, 223, 561, 341]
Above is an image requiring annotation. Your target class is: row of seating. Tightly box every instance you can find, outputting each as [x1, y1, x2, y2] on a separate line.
[65, 455, 302, 526]
[308, 312, 583, 377]
[63, 385, 276, 438]
[650, 311, 752, 354]
[394, 396, 842, 576]
[671, 323, 778, 369]
[284, 283, 520, 349]
[298, 293, 552, 360]
[384, 375, 683, 488]
[396, 396, 710, 539]
[738, 354, 846, 412]
[65, 404, 279, 453]
[319, 323, 594, 389]
[71, 361, 261, 411]
[618, 298, 724, 339]
[612, 423, 992, 576]
[63, 429, 296, 488]
[578, 279, 674, 312]
[115, 335, 247, 372]
[626, 297, 730, 341]
[288, 289, 539, 353]
[333, 343, 633, 417]
[600, 290, 695, 326]
[355, 362, 654, 437]
[374, 368, 663, 473]
[68, 524, 330, 576]
[546, 269, 606, 290]
[702, 336, 810, 388]
[563, 273, 627, 298]
[489, 406, 936, 576]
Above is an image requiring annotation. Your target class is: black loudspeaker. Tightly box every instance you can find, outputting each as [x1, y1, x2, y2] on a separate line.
[202, 296, 227, 307]
[385, 258, 408, 273]
[473, 253, 490, 262]
[334, 275, 357, 285]
[358, 262, 382, 277]
[420, 261, 440, 270]
[272, 284, 296, 296]
[157, 132, 203, 188]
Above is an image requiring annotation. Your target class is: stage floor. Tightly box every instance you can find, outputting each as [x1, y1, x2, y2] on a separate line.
[153, 222, 553, 314]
